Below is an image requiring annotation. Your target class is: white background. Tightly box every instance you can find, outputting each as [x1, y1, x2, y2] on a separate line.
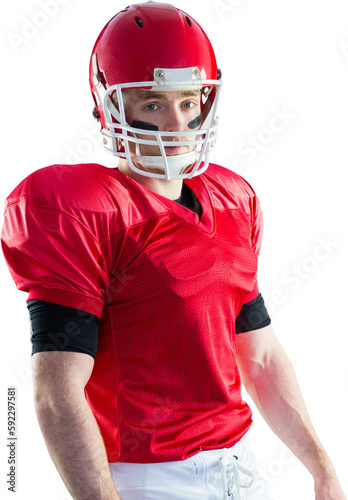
[1, 0, 348, 498]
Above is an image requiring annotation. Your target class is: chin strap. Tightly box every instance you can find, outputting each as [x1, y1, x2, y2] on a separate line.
[133, 150, 198, 177]
[133, 140, 200, 178]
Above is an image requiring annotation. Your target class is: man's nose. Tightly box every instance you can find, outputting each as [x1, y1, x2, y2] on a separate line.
[163, 107, 186, 132]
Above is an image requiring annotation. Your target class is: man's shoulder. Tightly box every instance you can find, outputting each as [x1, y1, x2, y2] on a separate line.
[206, 163, 256, 192]
[203, 163, 257, 210]
[4, 164, 170, 230]
[5, 163, 124, 212]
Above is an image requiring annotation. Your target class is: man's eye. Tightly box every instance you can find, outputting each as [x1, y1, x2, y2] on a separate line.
[183, 101, 195, 108]
[145, 104, 158, 111]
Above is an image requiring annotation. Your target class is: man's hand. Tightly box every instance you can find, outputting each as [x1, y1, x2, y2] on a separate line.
[236, 325, 346, 499]
[315, 476, 347, 500]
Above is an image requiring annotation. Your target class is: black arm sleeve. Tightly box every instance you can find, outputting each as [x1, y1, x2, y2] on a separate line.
[235, 293, 271, 334]
[27, 300, 100, 359]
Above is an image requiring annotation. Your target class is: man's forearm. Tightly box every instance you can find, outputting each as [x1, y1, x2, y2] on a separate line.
[35, 392, 121, 500]
[238, 337, 337, 481]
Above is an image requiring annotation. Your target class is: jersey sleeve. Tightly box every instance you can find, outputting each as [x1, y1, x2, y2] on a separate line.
[27, 300, 100, 358]
[250, 191, 264, 260]
[235, 293, 271, 333]
[235, 190, 269, 328]
[1, 194, 109, 318]
[240, 186, 265, 305]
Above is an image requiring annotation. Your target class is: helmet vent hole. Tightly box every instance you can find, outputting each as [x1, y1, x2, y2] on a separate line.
[185, 16, 192, 27]
[135, 17, 144, 28]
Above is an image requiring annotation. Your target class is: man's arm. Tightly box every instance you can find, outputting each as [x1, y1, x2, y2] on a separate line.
[236, 324, 346, 500]
[32, 351, 121, 500]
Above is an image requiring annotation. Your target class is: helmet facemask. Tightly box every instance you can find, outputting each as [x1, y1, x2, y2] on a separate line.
[92, 59, 221, 181]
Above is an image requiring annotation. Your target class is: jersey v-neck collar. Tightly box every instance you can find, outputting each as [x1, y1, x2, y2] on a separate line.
[173, 183, 203, 220]
[143, 175, 215, 234]
[112, 167, 215, 234]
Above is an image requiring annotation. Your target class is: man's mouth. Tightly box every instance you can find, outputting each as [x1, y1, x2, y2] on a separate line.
[164, 145, 187, 155]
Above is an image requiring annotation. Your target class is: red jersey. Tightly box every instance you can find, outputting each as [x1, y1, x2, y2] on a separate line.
[2, 163, 264, 463]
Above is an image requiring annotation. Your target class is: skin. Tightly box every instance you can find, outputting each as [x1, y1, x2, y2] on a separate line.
[32, 89, 346, 499]
[117, 88, 202, 200]
[32, 352, 121, 500]
[236, 324, 346, 499]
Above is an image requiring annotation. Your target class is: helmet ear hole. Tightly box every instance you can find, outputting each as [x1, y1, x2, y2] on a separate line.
[93, 107, 100, 121]
[135, 17, 144, 28]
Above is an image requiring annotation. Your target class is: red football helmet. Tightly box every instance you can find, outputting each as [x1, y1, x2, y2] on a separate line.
[89, 1, 222, 180]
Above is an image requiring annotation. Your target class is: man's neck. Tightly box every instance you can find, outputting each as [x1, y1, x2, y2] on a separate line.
[117, 159, 183, 200]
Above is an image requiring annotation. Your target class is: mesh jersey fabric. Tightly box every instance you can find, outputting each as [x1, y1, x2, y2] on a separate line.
[26, 292, 271, 358]
[1, 162, 264, 464]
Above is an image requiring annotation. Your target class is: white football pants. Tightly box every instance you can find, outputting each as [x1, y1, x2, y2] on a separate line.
[109, 430, 271, 500]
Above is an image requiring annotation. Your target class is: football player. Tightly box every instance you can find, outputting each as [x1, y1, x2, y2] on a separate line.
[1, 2, 346, 499]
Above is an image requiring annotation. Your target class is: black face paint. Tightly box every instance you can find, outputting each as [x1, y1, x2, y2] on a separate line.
[131, 116, 201, 131]
[131, 120, 159, 131]
[188, 115, 202, 129]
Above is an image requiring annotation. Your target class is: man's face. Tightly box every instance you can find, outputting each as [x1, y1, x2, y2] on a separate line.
[121, 88, 202, 158]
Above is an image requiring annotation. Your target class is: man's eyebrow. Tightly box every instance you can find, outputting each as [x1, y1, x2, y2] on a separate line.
[132, 90, 201, 102]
